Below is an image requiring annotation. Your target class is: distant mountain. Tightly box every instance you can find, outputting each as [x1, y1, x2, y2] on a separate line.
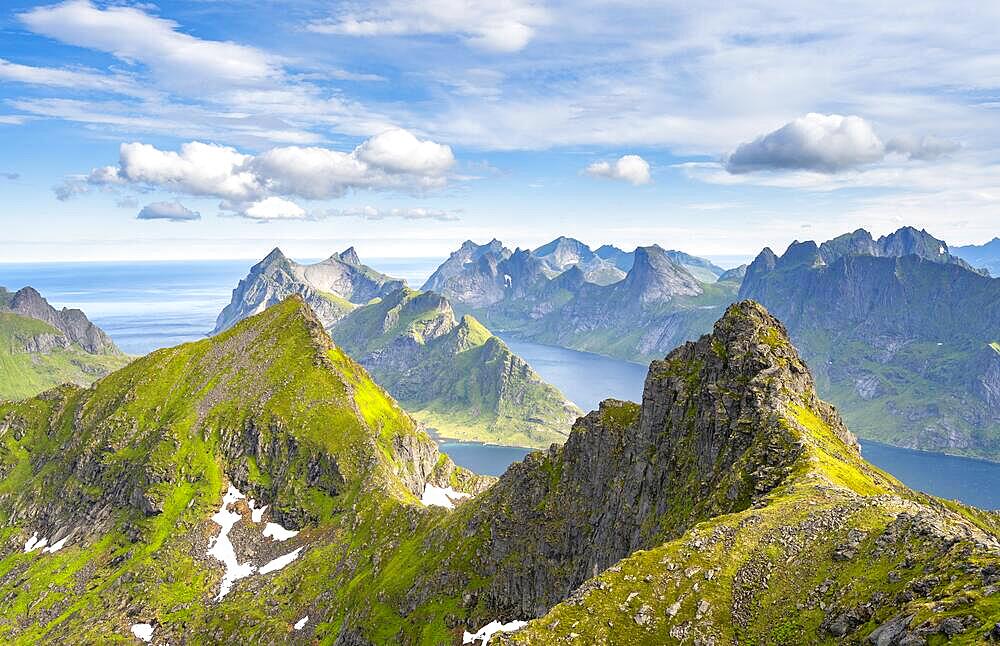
[5, 298, 997, 643]
[0, 286, 129, 401]
[954, 237, 1000, 276]
[330, 288, 580, 448]
[212, 247, 405, 333]
[425, 240, 739, 363]
[741, 227, 1000, 460]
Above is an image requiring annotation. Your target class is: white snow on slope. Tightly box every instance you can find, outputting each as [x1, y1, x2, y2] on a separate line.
[263, 522, 298, 541]
[463, 619, 528, 644]
[207, 484, 255, 600]
[130, 623, 154, 642]
[249, 499, 267, 523]
[421, 484, 471, 510]
[43, 536, 69, 553]
[294, 616, 309, 630]
[260, 547, 303, 574]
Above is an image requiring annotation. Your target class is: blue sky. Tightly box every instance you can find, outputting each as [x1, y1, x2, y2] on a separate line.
[2, 1, 999, 263]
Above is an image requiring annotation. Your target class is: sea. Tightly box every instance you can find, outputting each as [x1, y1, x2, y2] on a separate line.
[1, 258, 997, 510]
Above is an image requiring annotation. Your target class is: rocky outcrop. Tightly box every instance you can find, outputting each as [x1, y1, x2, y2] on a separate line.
[1, 286, 120, 354]
[213, 247, 405, 333]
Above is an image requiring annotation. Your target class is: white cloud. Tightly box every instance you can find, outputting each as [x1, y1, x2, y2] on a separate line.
[137, 201, 201, 222]
[1, 172, 19, 180]
[885, 135, 961, 161]
[584, 155, 651, 185]
[328, 206, 460, 221]
[0, 58, 143, 96]
[71, 129, 455, 213]
[238, 197, 307, 220]
[19, 1, 279, 90]
[307, 0, 548, 53]
[725, 113, 885, 173]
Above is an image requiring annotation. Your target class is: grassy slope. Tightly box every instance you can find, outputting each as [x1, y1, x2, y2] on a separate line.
[0, 297, 447, 643]
[0, 312, 130, 401]
[506, 390, 1000, 645]
[332, 289, 580, 448]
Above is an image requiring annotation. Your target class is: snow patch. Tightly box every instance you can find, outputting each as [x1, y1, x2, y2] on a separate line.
[463, 619, 528, 644]
[262, 522, 298, 541]
[259, 547, 303, 574]
[130, 623, 154, 643]
[249, 499, 267, 523]
[44, 536, 69, 553]
[421, 484, 471, 510]
[24, 532, 40, 553]
[504, 274, 512, 288]
[939, 245, 945, 255]
[207, 484, 254, 600]
[294, 615, 309, 630]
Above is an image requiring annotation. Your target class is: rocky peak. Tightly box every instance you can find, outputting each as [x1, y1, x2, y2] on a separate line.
[3, 286, 120, 355]
[777, 240, 823, 268]
[618, 245, 702, 303]
[533, 236, 596, 272]
[338, 246, 361, 265]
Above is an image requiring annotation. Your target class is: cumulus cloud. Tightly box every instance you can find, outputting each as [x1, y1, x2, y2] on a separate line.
[584, 155, 651, 185]
[234, 197, 307, 220]
[725, 113, 886, 174]
[327, 206, 460, 221]
[307, 0, 548, 53]
[137, 201, 201, 222]
[66, 128, 454, 210]
[19, 1, 278, 90]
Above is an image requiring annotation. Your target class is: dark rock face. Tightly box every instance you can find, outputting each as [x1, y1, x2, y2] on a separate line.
[460, 301, 845, 619]
[213, 247, 406, 333]
[1, 286, 120, 354]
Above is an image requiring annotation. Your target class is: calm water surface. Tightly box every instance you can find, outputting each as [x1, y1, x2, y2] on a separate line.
[1, 260, 997, 508]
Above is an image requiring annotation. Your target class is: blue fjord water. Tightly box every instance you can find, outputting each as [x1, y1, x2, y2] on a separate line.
[0, 259, 997, 509]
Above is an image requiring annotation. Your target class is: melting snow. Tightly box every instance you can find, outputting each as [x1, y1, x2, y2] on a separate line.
[504, 274, 512, 288]
[259, 547, 303, 574]
[262, 522, 298, 542]
[463, 620, 528, 644]
[207, 484, 255, 600]
[294, 616, 309, 630]
[249, 499, 267, 523]
[421, 484, 471, 510]
[24, 532, 40, 553]
[43, 536, 69, 553]
[130, 623, 154, 643]
[939, 245, 945, 255]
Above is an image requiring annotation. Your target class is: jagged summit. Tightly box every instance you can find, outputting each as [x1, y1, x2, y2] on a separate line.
[619, 244, 703, 302]
[213, 247, 405, 333]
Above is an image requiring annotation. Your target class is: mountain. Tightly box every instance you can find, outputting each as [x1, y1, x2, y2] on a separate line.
[212, 247, 405, 333]
[0, 286, 129, 400]
[954, 237, 1000, 276]
[4, 299, 997, 644]
[330, 287, 581, 448]
[531, 237, 626, 285]
[429, 242, 740, 363]
[422, 239, 512, 301]
[741, 228, 1000, 460]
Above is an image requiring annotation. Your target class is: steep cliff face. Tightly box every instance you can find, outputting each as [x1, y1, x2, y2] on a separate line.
[330, 288, 581, 448]
[213, 247, 405, 333]
[0, 288, 129, 401]
[741, 234, 1000, 460]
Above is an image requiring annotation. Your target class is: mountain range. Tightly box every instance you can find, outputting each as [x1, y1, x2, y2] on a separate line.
[741, 227, 1000, 460]
[2, 297, 997, 644]
[0, 286, 129, 400]
[215, 249, 578, 447]
[423, 237, 741, 363]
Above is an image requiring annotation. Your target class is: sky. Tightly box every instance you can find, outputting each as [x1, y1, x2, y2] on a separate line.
[2, 0, 1000, 264]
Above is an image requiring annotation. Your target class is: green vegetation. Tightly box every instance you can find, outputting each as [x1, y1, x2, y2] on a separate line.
[0, 312, 130, 401]
[331, 288, 581, 448]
